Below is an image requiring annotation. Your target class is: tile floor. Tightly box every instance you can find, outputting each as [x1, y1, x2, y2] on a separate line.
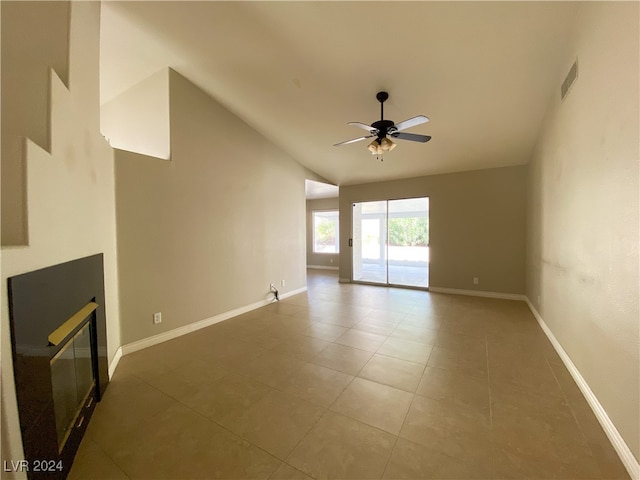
[69, 270, 629, 479]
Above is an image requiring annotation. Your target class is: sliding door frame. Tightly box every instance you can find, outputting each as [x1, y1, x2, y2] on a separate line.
[351, 196, 430, 291]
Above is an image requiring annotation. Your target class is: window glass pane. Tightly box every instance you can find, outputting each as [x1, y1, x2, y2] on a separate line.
[313, 211, 339, 253]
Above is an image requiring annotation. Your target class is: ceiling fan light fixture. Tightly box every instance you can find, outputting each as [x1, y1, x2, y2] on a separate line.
[380, 137, 396, 152]
[367, 140, 380, 154]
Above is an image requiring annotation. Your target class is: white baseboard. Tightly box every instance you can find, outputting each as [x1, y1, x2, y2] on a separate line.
[525, 298, 640, 480]
[108, 347, 123, 379]
[279, 286, 308, 303]
[338, 277, 351, 283]
[307, 265, 339, 270]
[120, 287, 307, 356]
[282, 286, 308, 298]
[429, 286, 526, 301]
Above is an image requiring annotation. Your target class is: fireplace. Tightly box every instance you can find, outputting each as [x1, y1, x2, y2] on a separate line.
[49, 303, 97, 452]
[8, 254, 109, 480]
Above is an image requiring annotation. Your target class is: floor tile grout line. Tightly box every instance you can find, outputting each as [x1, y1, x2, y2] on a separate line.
[79, 435, 133, 480]
[380, 434, 401, 479]
[86, 271, 614, 480]
[200, 314, 360, 477]
[382, 384, 421, 479]
[308, 312, 416, 437]
[485, 332, 498, 480]
[545, 355, 606, 476]
[201, 417, 288, 478]
[318, 302, 432, 471]
[311, 409, 405, 479]
[276, 305, 438, 391]
[267, 462, 314, 480]
[154, 369, 310, 478]
[93, 371, 288, 479]
[278, 406, 330, 478]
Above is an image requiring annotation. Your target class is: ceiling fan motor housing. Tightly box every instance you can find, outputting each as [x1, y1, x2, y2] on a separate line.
[370, 120, 395, 142]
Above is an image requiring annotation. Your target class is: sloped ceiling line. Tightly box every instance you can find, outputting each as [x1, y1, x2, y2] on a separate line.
[100, 1, 580, 186]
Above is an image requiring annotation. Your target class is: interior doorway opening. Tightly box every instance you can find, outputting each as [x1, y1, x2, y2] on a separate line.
[305, 179, 340, 272]
[352, 197, 429, 289]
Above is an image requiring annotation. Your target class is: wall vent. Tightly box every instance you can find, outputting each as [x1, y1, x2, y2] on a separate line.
[561, 59, 578, 100]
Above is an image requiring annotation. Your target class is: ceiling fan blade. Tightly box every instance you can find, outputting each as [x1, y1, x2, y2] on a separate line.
[391, 132, 432, 143]
[348, 122, 377, 133]
[333, 135, 373, 147]
[394, 115, 430, 132]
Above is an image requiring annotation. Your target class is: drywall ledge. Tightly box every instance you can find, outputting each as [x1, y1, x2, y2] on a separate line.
[118, 287, 307, 357]
[525, 298, 640, 480]
[100, 68, 171, 160]
[112, 147, 168, 163]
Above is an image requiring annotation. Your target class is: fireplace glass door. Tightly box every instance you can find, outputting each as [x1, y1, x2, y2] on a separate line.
[50, 321, 95, 450]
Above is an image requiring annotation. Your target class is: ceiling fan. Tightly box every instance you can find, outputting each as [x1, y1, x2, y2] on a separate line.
[333, 91, 431, 159]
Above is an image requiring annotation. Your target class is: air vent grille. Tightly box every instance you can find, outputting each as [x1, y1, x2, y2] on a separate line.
[561, 59, 578, 100]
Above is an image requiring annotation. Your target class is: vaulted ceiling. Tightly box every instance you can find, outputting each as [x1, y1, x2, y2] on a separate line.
[100, 1, 579, 187]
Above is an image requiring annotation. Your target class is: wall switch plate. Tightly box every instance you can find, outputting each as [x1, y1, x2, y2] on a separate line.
[281, 280, 286, 287]
[473, 277, 479, 285]
[153, 312, 162, 324]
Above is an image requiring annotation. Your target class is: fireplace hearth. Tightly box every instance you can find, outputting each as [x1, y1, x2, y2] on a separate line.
[8, 254, 109, 480]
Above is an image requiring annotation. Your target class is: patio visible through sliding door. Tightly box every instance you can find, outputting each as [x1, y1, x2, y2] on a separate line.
[352, 197, 429, 289]
[388, 197, 429, 288]
[352, 201, 388, 284]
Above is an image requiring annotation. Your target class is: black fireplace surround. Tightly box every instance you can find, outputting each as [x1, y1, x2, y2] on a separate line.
[8, 254, 109, 480]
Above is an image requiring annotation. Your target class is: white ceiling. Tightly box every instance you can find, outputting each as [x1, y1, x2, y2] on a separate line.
[100, 1, 579, 187]
[305, 180, 339, 200]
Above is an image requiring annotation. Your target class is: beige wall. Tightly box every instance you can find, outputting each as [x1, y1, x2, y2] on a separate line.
[0, 2, 121, 475]
[115, 70, 309, 345]
[339, 166, 527, 293]
[1, 1, 70, 246]
[526, 2, 639, 461]
[306, 197, 340, 268]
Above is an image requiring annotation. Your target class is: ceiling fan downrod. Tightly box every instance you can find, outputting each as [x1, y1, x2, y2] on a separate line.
[377, 91, 389, 120]
[371, 92, 395, 139]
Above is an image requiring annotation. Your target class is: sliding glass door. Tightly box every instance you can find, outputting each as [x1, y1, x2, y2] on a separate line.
[388, 197, 429, 288]
[352, 197, 429, 288]
[352, 201, 388, 284]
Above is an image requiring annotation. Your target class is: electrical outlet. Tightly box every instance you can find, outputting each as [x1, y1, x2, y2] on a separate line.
[330, 258, 334, 264]
[153, 312, 162, 324]
[281, 279, 286, 287]
[473, 277, 479, 285]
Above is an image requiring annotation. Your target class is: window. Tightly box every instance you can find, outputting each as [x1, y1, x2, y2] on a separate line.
[313, 210, 339, 253]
